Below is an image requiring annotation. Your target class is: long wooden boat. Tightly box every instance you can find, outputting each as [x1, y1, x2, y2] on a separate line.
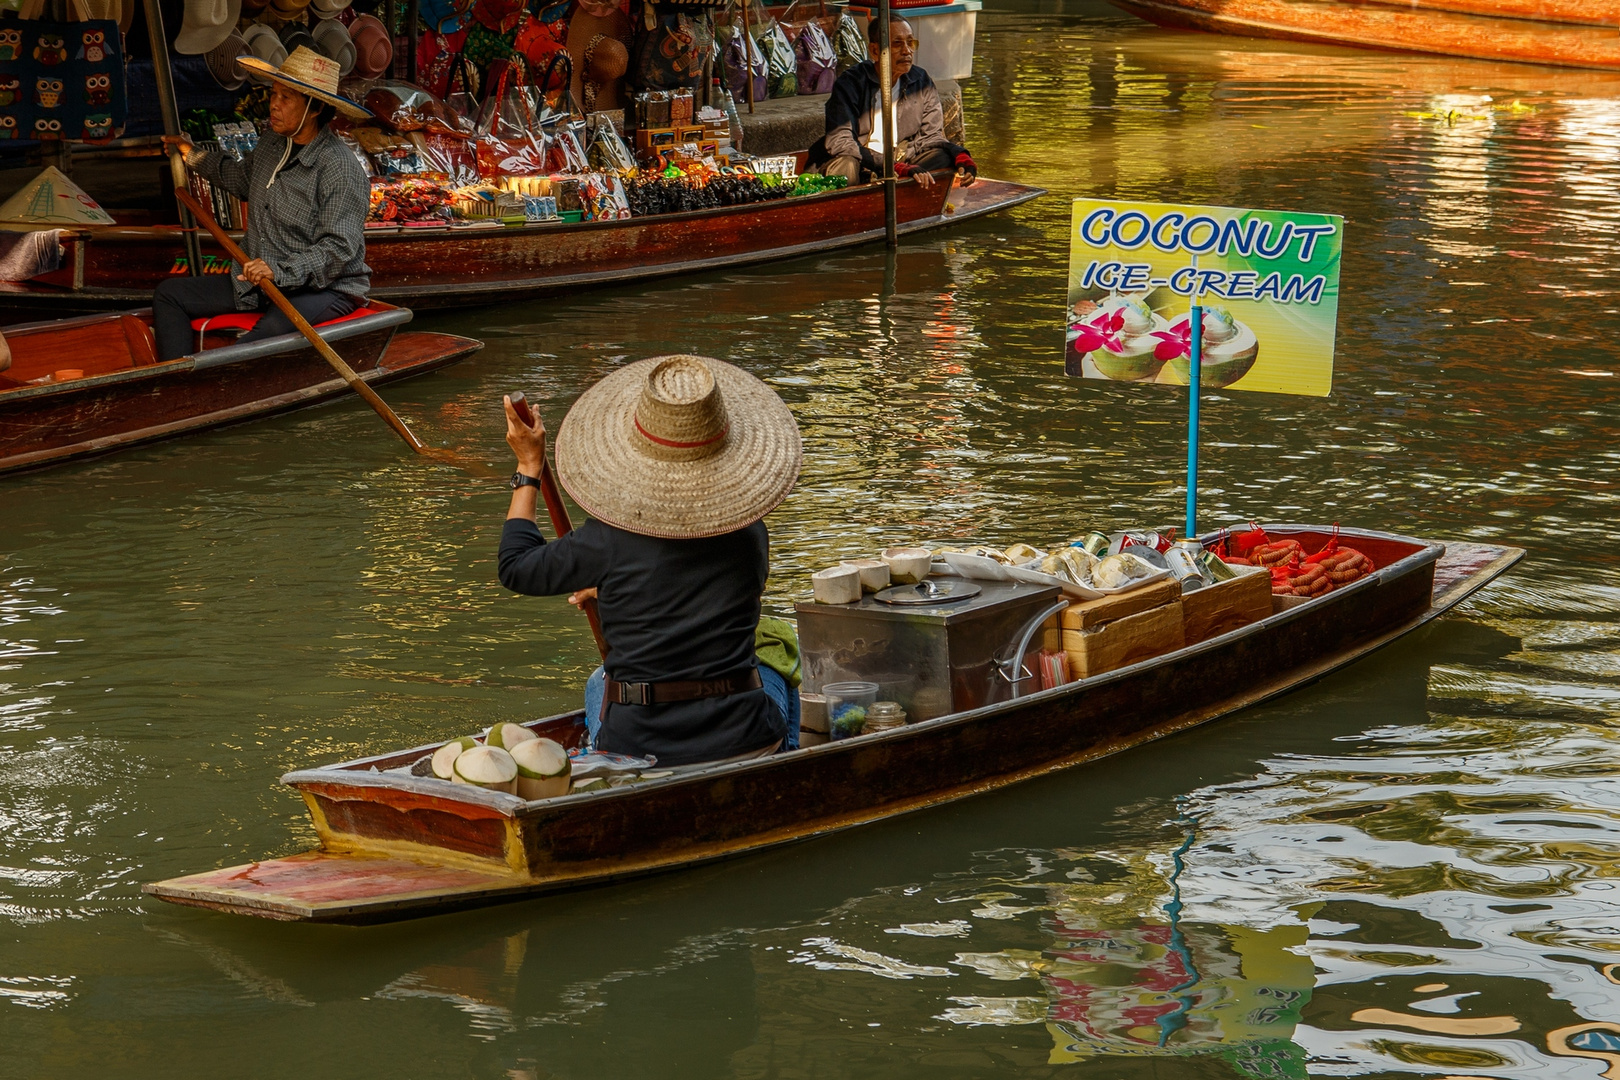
[145, 526, 1522, 923]
[0, 303, 481, 475]
[1111, 0, 1620, 69]
[0, 176, 1042, 323]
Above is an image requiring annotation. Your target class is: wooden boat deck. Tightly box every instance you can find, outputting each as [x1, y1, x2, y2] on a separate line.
[146, 531, 1523, 924]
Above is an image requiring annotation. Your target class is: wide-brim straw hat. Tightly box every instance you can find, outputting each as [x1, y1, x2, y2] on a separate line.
[554, 356, 802, 540]
[174, 0, 242, 53]
[205, 29, 249, 89]
[310, 0, 348, 16]
[347, 13, 393, 78]
[310, 16, 355, 74]
[237, 45, 373, 118]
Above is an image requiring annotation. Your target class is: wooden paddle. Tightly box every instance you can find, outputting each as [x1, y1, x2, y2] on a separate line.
[510, 391, 609, 661]
[173, 186, 432, 456]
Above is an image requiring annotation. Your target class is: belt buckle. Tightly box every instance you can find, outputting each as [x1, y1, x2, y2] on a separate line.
[617, 681, 651, 706]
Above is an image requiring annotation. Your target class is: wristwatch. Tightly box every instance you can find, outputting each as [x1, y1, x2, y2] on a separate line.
[510, 471, 542, 490]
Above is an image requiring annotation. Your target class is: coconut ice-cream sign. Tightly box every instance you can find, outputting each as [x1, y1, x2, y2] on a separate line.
[1065, 199, 1343, 535]
[1066, 199, 1342, 396]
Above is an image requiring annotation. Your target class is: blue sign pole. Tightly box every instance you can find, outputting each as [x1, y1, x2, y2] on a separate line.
[1186, 302, 1201, 541]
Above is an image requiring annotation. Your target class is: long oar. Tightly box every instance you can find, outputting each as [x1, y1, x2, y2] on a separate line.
[510, 391, 609, 662]
[174, 186, 431, 456]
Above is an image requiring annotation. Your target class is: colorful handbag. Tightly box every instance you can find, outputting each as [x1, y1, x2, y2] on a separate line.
[632, 5, 703, 92]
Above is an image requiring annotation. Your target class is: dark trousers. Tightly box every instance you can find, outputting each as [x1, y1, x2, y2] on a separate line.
[152, 275, 358, 361]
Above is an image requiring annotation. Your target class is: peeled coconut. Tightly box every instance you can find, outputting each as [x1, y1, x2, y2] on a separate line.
[509, 737, 572, 801]
[431, 736, 479, 780]
[451, 745, 518, 794]
[486, 722, 538, 751]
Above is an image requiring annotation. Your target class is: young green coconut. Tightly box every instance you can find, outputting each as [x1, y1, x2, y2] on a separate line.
[431, 736, 480, 780]
[486, 721, 538, 751]
[508, 737, 572, 801]
[451, 745, 519, 794]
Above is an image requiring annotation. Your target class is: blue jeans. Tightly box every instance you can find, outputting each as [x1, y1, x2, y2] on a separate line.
[584, 666, 800, 751]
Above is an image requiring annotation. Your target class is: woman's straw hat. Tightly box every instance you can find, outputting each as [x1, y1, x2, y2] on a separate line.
[236, 45, 373, 118]
[554, 356, 802, 539]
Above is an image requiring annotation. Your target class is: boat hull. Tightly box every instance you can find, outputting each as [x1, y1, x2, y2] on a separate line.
[0, 308, 481, 474]
[145, 529, 1523, 923]
[1111, 0, 1620, 69]
[0, 177, 1043, 322]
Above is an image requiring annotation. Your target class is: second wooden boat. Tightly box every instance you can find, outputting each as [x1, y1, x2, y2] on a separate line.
[0, 176, 1043, 323]
[146, 526, 1522, 923]
[0, 303, 481, 475]
[1111, 0, 1620, 69]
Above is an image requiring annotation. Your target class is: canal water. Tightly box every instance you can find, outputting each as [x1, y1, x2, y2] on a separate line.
[6, 4, 1620, 1076]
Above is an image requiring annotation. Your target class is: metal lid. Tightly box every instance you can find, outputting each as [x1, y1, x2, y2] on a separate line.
[872, 580, 982, 605]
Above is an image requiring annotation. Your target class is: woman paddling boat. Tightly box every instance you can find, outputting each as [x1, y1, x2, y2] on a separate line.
[499, 355, 804, 767]
[154, 47, 372, 362]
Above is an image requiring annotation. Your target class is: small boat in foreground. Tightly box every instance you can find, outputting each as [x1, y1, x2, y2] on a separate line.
[0, 176, 1044, 322]
[146, 526, 1522, 923]
[1112, 0, 1620, 70]
[0, 303, 481, 475]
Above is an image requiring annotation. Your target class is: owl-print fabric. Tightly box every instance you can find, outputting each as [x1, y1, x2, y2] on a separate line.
[0, 20, 124, 143]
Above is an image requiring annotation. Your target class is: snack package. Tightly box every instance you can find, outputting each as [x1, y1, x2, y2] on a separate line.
[579, 171, 630, 220]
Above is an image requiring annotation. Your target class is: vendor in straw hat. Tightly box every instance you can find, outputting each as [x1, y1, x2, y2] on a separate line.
[500, 355, 803, 767]
[152, 47, 372, 361]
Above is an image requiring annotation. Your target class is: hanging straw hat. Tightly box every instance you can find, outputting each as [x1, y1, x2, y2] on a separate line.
[309, 0, 348, 17]
[205, 28, 249, 89]
[553, 356, 802, 540]
[310, 16, 355, 74]
[236, 45, 373, 118]
[347, 13, 393, 78]
[173, 0, 242, 53]
[241, 21, 287, 79]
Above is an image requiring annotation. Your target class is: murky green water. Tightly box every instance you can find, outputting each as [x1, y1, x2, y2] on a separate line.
[7, 5, 1620, 1076]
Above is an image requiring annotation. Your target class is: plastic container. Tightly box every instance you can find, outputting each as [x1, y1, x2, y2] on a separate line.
[559, 209, 584, 223]
[823, 681, 878, 740]
[52, 369, 84, 382]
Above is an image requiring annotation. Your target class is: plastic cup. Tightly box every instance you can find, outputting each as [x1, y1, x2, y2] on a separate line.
[822, 681, 878, 740]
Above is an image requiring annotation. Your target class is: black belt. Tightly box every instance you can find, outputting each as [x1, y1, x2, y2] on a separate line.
[603, 670, 763, 708]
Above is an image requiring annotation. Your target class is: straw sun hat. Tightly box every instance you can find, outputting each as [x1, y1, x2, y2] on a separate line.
[237, 46, 372, 119]
[554, 356, 802, 540]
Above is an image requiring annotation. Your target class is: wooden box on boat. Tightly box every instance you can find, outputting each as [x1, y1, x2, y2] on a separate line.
[1049, 578, 1181, 635]
[1057, 597, 1186, 679]
[1182, 565, 1273, 645]
[143, 528, 1525, 923]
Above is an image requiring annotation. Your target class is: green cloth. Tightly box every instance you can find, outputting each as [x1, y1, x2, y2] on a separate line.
[755, 616, 802, 688]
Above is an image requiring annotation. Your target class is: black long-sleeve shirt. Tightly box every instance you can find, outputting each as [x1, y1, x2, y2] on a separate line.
[499, 517, 785, 765]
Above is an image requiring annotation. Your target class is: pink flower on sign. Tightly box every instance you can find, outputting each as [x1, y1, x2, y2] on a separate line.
[1071, 309, 1126, 355]
[1151, 317, 1193, 361]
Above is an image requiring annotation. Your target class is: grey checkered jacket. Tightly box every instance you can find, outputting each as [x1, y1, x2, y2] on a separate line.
[194, 124, 370, 311]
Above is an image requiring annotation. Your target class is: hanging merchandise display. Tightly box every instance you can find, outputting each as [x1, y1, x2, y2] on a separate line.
[564, 0, 628, 111]
[757, 19, 795, 97]
[722, 23, 764, 103]
[418, 0, 468, 34]
[633, 4, 703, 92]
[833, 8, 863, 73]
[0, 16, 125, 142]
[241, 22, 287, 79]
[310, 17, 356, 75]
[347, 13, 393, 78]
[204, 29, 249, 90]
[793, 21, 835, 94]
[174, 0, 241, 54]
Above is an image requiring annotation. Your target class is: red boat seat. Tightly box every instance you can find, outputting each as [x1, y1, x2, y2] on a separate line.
[190, 305, 384, 351]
